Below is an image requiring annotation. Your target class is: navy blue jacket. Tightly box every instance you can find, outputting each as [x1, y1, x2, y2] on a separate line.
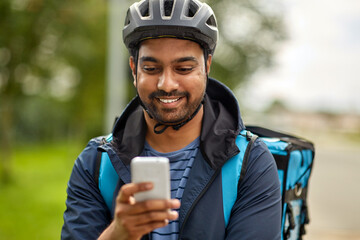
[62, 78, 281, 239]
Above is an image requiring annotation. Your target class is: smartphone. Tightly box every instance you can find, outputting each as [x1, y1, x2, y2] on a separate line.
[131, 156, 170, 202]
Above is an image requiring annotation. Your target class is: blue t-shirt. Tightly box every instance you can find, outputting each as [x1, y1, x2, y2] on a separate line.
[141, 137, 200, 240]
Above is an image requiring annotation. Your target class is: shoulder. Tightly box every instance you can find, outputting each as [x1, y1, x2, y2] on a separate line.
[73, 136, 105, 178]
[240, 137, 280, 189]
[66, 136, 110, 202]
[248, 137, 276, 169]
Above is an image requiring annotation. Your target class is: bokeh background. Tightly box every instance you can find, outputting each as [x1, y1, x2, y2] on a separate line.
[0, 0, 359, 239]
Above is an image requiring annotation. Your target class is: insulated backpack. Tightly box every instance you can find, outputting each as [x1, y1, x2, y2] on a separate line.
[246, 126, 315, 240]
[96, 126, 315, 240]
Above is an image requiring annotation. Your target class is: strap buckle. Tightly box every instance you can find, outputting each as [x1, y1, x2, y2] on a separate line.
[294, 183, 302, 198]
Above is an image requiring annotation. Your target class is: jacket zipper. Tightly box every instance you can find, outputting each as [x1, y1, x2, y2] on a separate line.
[178, 168, 221, 239]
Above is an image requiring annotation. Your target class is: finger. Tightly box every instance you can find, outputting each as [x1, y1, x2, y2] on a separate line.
[113, 199, 180, 226]
[117, 182, 153, 203]
[114, 209, 177, 237]
[125, 209, 179, 226]
[127, 199, 180, 215]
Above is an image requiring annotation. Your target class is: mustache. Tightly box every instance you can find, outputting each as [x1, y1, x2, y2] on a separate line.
[149, 90, 189, 99]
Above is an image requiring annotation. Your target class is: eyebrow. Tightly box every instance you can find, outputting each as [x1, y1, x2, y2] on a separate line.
[173, 56, 198, 64]
[139, 56, 158, 64]
[139, 56, 198, 64]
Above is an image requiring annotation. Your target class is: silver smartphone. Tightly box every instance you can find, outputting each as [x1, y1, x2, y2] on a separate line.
[131, 156, 170, 202]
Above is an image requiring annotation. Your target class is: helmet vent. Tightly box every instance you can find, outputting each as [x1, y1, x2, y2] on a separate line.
[187, 0, 199, 17]
[206, 15, 217, 27]
[139, 0, 150, 17]
[164, 0, 174, 17]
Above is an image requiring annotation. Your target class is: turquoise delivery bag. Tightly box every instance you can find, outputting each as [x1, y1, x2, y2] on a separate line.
[246, 126, 315, 240]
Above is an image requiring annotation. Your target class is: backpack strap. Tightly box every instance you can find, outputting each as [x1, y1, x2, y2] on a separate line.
[240, 131, 258, 183]
[94, 151, 102, 187]
[96, 134, 119, 211]
[221, 130, 258, 227]
[99, 151, 119, 210]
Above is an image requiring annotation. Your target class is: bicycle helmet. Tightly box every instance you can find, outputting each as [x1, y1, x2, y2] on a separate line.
[123, 0, 218, 55]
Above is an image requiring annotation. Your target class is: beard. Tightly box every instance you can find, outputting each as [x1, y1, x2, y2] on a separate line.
[141, 89, 205, 125]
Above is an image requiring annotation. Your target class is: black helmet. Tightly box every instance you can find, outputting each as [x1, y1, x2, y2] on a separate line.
[123, 0, 218, 55]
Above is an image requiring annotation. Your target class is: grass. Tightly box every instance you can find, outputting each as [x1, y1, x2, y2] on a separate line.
[0, 140, 84, 240]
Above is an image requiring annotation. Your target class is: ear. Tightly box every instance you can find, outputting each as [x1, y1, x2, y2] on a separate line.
[206, 54, 212, 74]
[129, 56, 137, 87]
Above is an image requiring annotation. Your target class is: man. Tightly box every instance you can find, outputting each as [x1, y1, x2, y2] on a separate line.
[62, 0, 281, 239]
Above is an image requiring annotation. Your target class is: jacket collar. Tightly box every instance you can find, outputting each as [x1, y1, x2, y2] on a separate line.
[110, 78, 244, 170]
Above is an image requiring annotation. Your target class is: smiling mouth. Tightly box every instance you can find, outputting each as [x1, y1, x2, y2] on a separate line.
[158, 98, 181, 103]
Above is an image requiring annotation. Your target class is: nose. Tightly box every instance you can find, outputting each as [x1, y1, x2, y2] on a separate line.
[157, 68, 179, 93]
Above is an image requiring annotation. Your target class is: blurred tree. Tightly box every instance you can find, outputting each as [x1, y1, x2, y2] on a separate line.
[0, 0, 107, 183]
[208, 0, 286, 89]
[265, 98, 289, 114]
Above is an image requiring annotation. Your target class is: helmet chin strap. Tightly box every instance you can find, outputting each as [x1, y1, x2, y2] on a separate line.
[135, 50, 209, 134]
[153, 100, 203, 134]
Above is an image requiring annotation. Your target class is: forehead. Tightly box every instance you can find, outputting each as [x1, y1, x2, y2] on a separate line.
[138, 38, 203, 60]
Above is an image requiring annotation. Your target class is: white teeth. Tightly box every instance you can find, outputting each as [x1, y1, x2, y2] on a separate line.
[159, 98, 180, 103]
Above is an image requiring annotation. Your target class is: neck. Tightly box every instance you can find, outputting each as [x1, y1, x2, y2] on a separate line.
[144, 106, 203, 153]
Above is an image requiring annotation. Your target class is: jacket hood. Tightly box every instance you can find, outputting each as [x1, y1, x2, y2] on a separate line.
[109, 78, 244, 170]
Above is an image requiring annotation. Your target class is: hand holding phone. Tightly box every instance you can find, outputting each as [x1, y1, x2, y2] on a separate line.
[131, 157, 170, 202]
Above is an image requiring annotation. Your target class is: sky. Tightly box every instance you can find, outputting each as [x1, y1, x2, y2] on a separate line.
[240, 0, 360, 114]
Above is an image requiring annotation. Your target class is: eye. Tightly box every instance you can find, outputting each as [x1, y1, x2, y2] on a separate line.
[175, 66, 194, 74]
[142, 65, 160, 74]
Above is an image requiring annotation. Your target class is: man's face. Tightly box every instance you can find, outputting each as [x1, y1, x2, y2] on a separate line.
[131, 38, 211, 125]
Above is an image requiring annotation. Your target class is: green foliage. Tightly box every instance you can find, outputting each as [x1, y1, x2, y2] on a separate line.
[0, 0, 107, 142]
[0, 141, 83, 240]
[208, 0, 286, 89]
[0, 0, 108, 182]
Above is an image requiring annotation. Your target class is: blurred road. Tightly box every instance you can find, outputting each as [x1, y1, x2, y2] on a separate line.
[305, 146, 360, 240]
